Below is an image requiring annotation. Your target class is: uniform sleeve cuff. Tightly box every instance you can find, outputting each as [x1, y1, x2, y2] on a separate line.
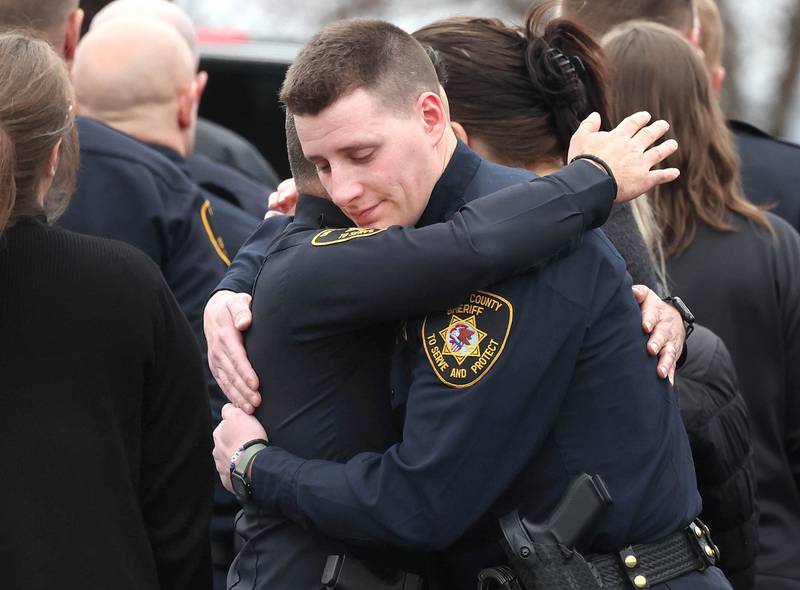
[249, 445, 304, 520]
[561, 159, 616, 230]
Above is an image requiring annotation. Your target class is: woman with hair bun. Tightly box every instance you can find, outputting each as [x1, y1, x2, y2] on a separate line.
[414, 6, 753, 587]
[604, 21, 800, 590]
[0, 32, 213, 590]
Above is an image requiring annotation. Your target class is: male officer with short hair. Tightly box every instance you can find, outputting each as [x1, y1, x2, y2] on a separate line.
[213, 18, 730, 590]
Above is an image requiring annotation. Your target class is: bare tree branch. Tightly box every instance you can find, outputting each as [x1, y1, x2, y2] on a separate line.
[717, 0, 745, 121]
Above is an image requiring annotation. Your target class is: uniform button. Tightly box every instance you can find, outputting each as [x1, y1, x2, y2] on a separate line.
[624, 555, 638, 568]
[704, 545, 715, 558]
[634, 575, 648, 588]
[692, 524, 703, 538]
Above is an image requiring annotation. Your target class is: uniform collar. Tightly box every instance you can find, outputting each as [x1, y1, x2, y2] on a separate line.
[415, 140, 480, 227]
[294, 194, 354, 229]
[146, 143, 192, 178]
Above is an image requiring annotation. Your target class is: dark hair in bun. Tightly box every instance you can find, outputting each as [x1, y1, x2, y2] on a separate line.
[413, 1, 610, 169]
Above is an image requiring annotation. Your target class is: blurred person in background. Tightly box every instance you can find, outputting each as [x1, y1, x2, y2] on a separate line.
[604, 21, 800, 590]
[560, 0, 800, 233]
[413, 6, 756, 587]
[695, 0, 800, 233]
[0, 2, 242, 585]
[0, 31, 212, 590]
[73, 15, 260, 256]
[88, 0, 276, 220]
[81, 0, 282, 189]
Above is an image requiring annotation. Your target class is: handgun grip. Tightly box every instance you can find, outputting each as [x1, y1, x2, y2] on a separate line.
[522, 474, 612, 547]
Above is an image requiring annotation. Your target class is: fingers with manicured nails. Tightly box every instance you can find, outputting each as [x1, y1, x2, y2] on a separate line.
[635, 285, 660, 334]
[631, 284, 648, 304]
[656, 344, 678, 380]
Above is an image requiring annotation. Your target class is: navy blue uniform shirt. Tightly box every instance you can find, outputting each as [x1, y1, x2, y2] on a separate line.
[247, 144, 704, 589]
[225, 154, 619, 589]
[187, 151, 274, 220]
[60, 117, 227, 344]
[147, 143, 262, 258]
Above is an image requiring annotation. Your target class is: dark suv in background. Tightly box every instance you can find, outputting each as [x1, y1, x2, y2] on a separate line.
[198, 38, 301, 180]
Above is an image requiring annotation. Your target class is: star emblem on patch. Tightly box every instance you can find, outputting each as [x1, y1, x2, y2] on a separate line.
[439, 315, 487, 365]
[422, 290, 513, 388]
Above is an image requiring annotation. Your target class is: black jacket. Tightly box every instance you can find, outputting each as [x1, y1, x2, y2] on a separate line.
[731, 120, 800, 232]
[669, 212, 800, 590]
[675, 325, 758, 590]
[0, 220, 213, 590]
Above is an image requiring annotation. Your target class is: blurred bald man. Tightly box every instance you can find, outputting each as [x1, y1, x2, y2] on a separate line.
[87, 0, 281, 191]
[86, 0, 268, 221]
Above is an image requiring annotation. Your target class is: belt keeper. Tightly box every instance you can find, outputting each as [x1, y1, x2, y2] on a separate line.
[618, 545, 649, 588]
[687, 521, 717, 568]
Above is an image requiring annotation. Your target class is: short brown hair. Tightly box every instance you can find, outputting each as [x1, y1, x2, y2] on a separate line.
[696, 0, 723, 69]
[561, 0, 695, 37]
[0, 32, 78, 234]
[0, 0, 79, 40]
[414, 3, 609, 169]
[280, 19, 441, 116]
[604, 21, 771, 256]
[285, 112, 326, 197]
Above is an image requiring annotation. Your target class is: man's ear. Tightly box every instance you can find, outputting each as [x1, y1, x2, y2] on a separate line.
[688, 23, 701, 48]
[63, 9, 84, 64]
[195, 71, 209, 102]
[177, 82, 198, 130]
[451, 121, 470, 145]
[417, 92, 448, 146]
[711, 65, 726, 98]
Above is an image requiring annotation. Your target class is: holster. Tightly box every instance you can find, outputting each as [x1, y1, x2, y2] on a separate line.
[496, 510, 604, 590]
[321, 554, 425, 590]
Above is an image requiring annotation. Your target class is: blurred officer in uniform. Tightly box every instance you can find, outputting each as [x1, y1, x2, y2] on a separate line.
[82, 0, 281, 193]
[72, 17, 260, 256]
[213, 19, 730, 590]
[89, 0, 270, 219]
[560, 0, 800, 232]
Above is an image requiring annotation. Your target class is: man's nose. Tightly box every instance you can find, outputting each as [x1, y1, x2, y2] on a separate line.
[329, 168, 364, 209]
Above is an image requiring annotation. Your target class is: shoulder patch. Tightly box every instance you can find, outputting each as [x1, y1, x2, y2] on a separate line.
[200, 200, 231, 266]
[422, 290, 513, 388]
[311, 227, 386, 246]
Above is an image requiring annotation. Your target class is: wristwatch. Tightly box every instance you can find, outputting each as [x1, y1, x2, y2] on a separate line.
[663, 296, 695, 338]
[230, 438, 268, 502]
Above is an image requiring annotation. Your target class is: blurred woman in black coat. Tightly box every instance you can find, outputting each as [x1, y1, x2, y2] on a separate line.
[0, 33, 213, 590]
[606, 22, 800, 590]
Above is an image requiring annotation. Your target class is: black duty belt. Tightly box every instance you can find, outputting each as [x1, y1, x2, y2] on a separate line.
[587, 521, 720, 589]
[481, 520, 720, 590]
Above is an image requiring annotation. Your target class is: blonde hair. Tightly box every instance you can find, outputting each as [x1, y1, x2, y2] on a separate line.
[630, 197, 667, 291]
[0, 32, 78, 235]
[604, 21, 772, 256]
